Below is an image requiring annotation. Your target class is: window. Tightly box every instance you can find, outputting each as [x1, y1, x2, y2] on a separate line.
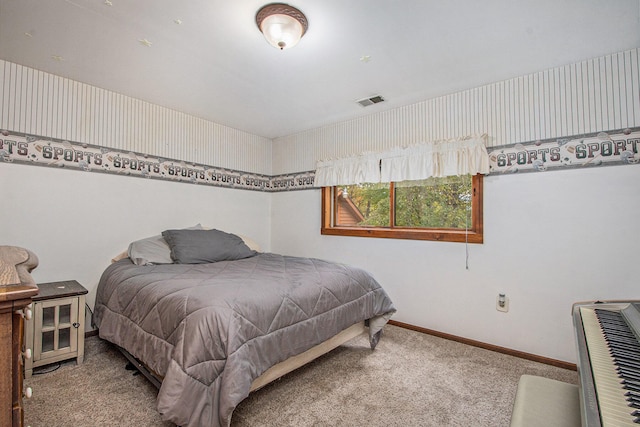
[321, 174, 483, 243]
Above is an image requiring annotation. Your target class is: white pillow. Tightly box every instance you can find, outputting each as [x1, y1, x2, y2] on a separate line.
[236, 234, 262, 252]
[111, 250, 129, 263]
[127, 224, 203, 265]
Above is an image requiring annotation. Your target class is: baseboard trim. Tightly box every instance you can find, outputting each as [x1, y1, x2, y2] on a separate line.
[388, 320, 577, 371]
[86, 322, 576, 370]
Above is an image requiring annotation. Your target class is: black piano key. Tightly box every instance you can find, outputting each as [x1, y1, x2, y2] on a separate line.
[620, 378, 640, 387]
[616, 368, 640, 380]
[606, 336, 640, 347]
[604, 329, 632, 337]
[623, 375, 640, 385]
[626, 390, 640, 401]
[608, 341, 640, 350]
[609, 340, 638, 347]
[623, 377, 640, 386]
[600, 321, 634, 330]
[611, 357, 640, 370]
[599, 319, 632, 327]
[623, 383, 640, 393]
[600, 332, 636, 343]
[607, 338, 640, 348]
[601, 324, 631, 332]
[600, 322, 630, 328]
[600, 316, 631, 323]
[603, 331, 630, 340]
[608, 337, 640, 346]
[601, 323, 638, 332]
[592, 307, 640, 424]
[627, 397, 640, 407]
[618, 364, 640, 373]
[606, 333, 640, 341]
[597, 317, 627, 325]
[608, 343, 640, 352]
[610, 349, 640, 361]
[615, 351, 639, 365]
[616, 360, 640, 372]
[610, 350, 640, 363]
[618, 365, 640, 374]
[618, 369, 640, 381]
[614, 361, 640, 371]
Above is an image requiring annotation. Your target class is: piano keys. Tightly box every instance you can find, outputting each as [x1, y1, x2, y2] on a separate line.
[573, 301, 640, 426]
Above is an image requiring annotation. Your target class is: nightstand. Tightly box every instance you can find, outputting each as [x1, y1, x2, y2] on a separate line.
[23, 280, 88, 378]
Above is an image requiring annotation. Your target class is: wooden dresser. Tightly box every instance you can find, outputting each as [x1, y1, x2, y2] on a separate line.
[0, 246, 39, 427]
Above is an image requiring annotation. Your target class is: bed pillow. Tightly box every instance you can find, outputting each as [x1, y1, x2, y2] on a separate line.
[128, 224, 203, 265]
[162, 229, 257, 264]
[200, 225, 261, 253]
[111, 250, 129, 263]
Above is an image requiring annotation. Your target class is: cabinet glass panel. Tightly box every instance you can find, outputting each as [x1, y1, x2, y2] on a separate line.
[59, 304, 71, 324]
[42, 306, 55, 328]
[31, 293, 82, 365]
[59, 327, 71, 349]
[42, 330, 55, 352]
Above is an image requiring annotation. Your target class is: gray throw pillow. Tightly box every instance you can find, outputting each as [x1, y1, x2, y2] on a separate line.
[161, 229, 257, 264]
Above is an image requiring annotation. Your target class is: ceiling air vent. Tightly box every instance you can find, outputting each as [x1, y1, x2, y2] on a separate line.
[356, 95, 385, 107]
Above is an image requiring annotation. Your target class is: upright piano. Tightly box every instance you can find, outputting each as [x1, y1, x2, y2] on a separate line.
[572, 300, 640, 426]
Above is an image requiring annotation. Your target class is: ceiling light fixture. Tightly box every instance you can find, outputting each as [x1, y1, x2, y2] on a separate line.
[256, 3, 308, 50]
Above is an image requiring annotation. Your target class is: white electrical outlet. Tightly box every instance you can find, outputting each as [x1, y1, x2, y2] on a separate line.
[496, 294, 509, 312]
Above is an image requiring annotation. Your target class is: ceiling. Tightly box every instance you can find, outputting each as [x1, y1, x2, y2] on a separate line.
[1, 0, 639, 139]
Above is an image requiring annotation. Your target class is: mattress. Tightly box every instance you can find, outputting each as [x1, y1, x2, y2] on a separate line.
[93, 252, 395, 426]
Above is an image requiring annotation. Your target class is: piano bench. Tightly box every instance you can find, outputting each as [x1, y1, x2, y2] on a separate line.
[510, 375, 581, 427]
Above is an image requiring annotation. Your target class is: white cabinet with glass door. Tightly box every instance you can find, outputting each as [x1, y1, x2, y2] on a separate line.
[24, 280, 87, 378]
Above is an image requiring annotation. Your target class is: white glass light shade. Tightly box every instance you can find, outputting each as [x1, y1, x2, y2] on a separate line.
[256, 4, 308, 50]
[260, 13, 303, 50]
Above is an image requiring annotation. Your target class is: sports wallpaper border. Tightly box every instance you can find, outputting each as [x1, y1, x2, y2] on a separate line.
[0, 131, 315, 192]
[1, 127, 639, 190]
[488, 127, 640, 174]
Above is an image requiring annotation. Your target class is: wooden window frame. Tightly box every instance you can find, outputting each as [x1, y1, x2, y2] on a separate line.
[321, 174, 483, 243]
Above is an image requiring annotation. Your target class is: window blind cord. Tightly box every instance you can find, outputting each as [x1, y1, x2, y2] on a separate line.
[465, 189, 470, 270]
[465, 221, 469, 270]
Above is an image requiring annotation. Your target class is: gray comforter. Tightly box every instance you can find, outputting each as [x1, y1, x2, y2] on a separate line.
[93, 253, 395, 426]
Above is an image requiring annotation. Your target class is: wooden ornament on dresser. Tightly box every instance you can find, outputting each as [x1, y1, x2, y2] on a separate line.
[0, 246, 39, 427]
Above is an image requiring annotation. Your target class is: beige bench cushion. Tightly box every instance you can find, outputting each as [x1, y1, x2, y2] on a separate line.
[510, 375, 581, 427]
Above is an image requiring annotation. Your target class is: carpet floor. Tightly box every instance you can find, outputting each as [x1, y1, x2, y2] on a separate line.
[23, 324, 577, 426]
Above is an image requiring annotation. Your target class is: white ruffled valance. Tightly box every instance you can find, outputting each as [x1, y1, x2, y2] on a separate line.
[314, 135, 490, 187]
[314, 151, 381, 187]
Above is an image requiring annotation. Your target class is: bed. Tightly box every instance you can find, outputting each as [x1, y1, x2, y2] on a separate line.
[92, 228, 396, 427]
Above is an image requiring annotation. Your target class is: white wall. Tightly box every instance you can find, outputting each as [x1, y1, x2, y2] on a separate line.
[271, 164, 640, 363]
[269, 48, 640, 363]
[0, 60, 273, 176]
[0, 60, 273, 315]
[2, 50, 639, 363]
[272, 49, 640, 173]
[1, 162, 271, 311]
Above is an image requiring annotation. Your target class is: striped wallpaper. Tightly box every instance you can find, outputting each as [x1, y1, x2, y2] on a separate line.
[2, 48, 639, 177]
[272, 48, 640, 174]
[0, 60, 273, 175]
